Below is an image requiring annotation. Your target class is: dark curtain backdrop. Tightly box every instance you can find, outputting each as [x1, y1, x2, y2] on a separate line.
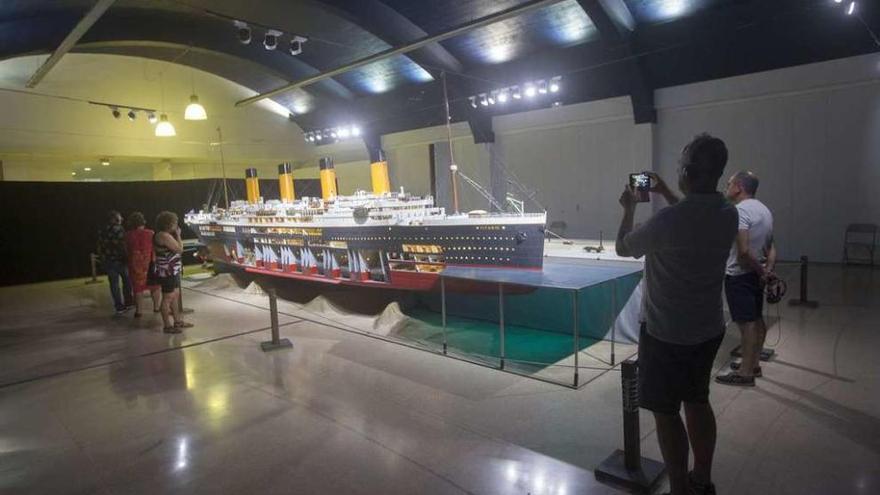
[0, 178, 321, 286]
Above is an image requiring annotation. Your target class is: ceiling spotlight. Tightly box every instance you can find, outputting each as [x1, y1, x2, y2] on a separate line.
[498, 90, 509, 103]
[487, 92, 496, 105]
[71, 172, 76, 176]
[512, 86, 522, 99]
[550, 76, 561, 93]
[84, 167, 92, 172]
[479, 93, 488, 106]
[290, 36, 306, 56]
[235, 21, 251, 44]
[148, 112, 157, 124]
[351, 126, 361, 137]
[834, 0, 842, 3]
[315, 133, 323, 141]
[264, 29, 282, 50]
[847, 1, 856, 15]
[338, 127, 351, 138]
[469, 96, 477, 108]
[538, 80, 548, 94]
[155, 113, 176, 137]
[100, 157, 110, 166]
[524, 84, 537, 98]
[127, 109, 137, 121]
[330, 130, 338, 139]
[111, 107, 121, 119]
[184, 94, 207, 120]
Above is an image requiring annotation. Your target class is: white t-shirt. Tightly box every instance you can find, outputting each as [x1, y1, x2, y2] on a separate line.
[623, 193, 738, 345]
[726, 198, 773, 276]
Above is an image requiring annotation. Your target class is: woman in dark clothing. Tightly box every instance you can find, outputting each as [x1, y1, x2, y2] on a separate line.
[154, 211, 192, 333]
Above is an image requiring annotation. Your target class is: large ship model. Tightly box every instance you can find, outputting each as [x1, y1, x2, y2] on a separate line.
[185, 156, 546, 291]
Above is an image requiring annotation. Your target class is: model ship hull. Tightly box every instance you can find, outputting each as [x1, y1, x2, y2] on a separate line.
[191, 218, 546, 292]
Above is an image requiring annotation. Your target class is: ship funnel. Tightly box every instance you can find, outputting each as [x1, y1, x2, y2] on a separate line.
[245, 167, 260, 204]
[319, 157, 337, 200]
[278, 162, 296, 203]
[369, 148, 390, 196]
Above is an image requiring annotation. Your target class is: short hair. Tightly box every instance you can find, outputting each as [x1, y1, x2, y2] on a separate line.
[732, 170, 760, 196]
[126, 211, 146, 230]
[107, 210, 121, 223]
[155, 211, 178, 232]
[681, 133, 728, 181]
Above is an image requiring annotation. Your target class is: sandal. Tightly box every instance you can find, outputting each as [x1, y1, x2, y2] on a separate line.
[730, 361, 762, 377]
[715, 372, 755, 387]
[163, 326, 182, 334]
[174, 321, 194, 328]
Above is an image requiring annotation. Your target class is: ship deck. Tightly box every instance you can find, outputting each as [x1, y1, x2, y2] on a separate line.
[440, 256, 642, 290]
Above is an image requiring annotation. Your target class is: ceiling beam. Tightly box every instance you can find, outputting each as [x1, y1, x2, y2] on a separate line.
[235, 0, 566, 107]
[577, 0, 655, 123]
[25, 0, 116, 88]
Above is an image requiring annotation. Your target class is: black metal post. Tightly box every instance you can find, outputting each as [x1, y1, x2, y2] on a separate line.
[789, 255, 819, 308]
[595, 359, 665, 493]
[261, 286, 293, 351]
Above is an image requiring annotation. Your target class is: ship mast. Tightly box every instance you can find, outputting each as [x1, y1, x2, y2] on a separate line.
[441, 71, 460, 214]
[217, 126, 229, 208]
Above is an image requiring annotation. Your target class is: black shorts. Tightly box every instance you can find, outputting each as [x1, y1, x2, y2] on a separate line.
[725, 272, 764, 323]
[638, 325, 724, 415]
[157, 275, 179, 294]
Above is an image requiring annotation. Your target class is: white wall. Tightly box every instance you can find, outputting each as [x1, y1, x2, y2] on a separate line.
[654, 53, 880, 262]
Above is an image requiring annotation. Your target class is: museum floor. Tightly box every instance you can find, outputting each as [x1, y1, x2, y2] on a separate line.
[1, 263, 878, 495]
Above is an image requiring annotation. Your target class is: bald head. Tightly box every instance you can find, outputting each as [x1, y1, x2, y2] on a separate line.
[726, 170, 759, 202]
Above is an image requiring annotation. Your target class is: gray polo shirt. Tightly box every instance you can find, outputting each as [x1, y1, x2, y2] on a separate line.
[623, 193, 738, 345]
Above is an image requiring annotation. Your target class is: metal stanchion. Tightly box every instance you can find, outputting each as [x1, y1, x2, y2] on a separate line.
[85, 253, 101, 285]
[441, 277, 448, 355]
[572, 290, 579, 387]
[789, 255, 819, 308]
[261, 286, 293, 352]
[595, 359, 666, 493]
[610, 280, 617, 367]
[498, 283, 505, 370]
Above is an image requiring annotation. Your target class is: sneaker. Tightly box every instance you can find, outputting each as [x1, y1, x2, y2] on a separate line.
[730, 361, 762, 377]
[163, 326, 182, 334]
[715, 372, 755, 387]
[688, 471, 716, 495]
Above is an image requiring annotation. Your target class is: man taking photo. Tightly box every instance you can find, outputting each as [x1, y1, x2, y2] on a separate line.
[616, 134, 738, 495]
[716, 171, 776, 387]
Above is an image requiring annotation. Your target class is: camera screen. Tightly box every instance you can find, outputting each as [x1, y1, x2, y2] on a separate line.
[630, 174, 650, 190]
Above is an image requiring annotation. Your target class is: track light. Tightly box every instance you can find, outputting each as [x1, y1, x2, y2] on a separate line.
[127, 110, 136, 121]
[847, 1, 856, 15]
[290, 36, 306, 56]
[498, 90, 509, 103]
[538, 80, 548, 94]
[155, 113, 176, 137]
[352, 126, 361, 137]
[338, 127, 351, 138]
[487, 92, 496, 105]
[480, 93, 489, 106]
[264, 29, 282, 50]
[550, 76, 561, 93]
[111, 107, 121, 119]
[524, 84, 537, 98]
[148, 112, 157, 124]
[235, 21, 251, 44]
[100, 157, 110, 166]
[315, 133, 323, 141]
[469, 96, 477, 108]
[512, 86, 522, 99]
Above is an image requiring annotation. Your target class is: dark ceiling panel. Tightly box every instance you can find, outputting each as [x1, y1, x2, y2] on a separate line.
[442, 0, 598, 66]
[335, 55, 434, 95]
[623, 0, 733, 25]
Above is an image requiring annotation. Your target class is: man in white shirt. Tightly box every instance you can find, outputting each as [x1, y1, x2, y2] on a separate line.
[617, 134, 738, 495]
[716, 171, 776, 387]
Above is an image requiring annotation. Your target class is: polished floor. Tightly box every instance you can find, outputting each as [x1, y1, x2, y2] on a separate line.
[1, 263, 878, 494]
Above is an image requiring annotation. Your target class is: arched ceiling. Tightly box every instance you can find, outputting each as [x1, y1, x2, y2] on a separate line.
[0, 0, 878, 139]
